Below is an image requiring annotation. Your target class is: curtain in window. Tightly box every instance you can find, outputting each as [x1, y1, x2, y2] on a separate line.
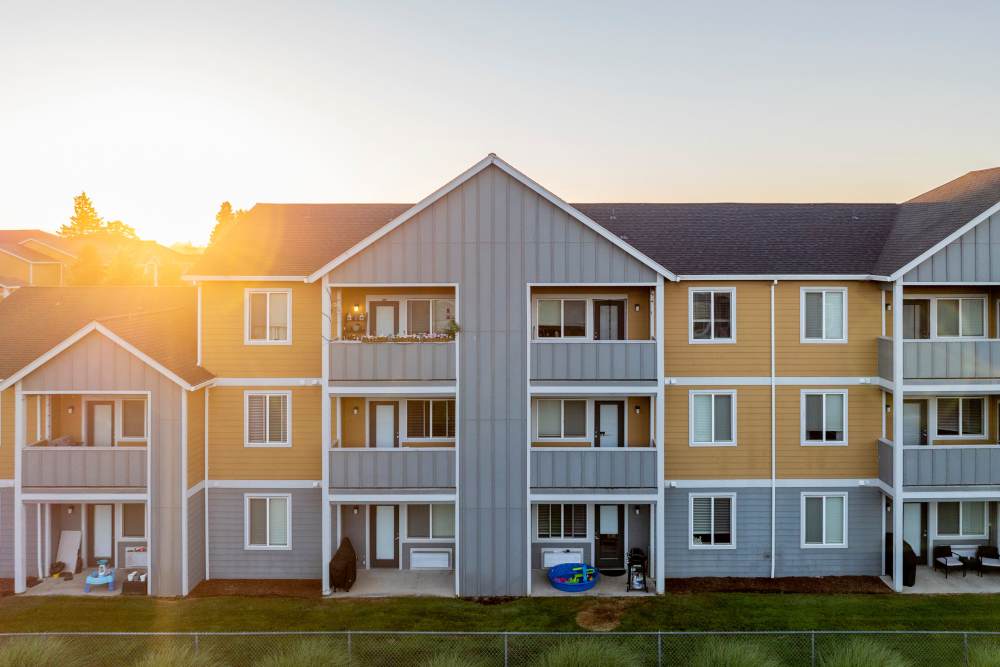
[805, 395, 824, 440]
[804, 496, 824, 544]
[692, 497, 712, 544]
[693, 395, 714, 442]
[825, 394, 844, 441]
[713, 497, 732, 544]
[824, 497, 844, 544]
[432, 504, 455, 538]
[538, 401, 562, 437]
[937, 398, 960, 436]
[537, 301, 561, 337]
[961, 299, 984, 336]
[938, 502, 961, 535]
[267, 395, 288, 442]
[713, 395, 732, 441]
[804, 292, 824, 338]
[713, 292, 731, 339]
[408, 301, 431, 334]
[692, 292, 712, 339]
[824, 292, 844, 339]
[962, 502, 985, 535]
[268, 497, 288, 546]
[937, 300, 960, 337]
[268, 292, 288, 340]
[247, 395, 267, 443]
[962, 398, 983, 435]
[249, 498, 268, 544]
[250, 292, 268, 340]
[563, 401, 587, 437]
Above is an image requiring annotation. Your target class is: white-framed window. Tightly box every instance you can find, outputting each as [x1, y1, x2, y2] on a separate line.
[245, 288, 291, 344]
[801, 391, 847, 446]
[801, 493, 847, 548]
[536, 503, 588, 539]
[405, 298, 456, 335]
[406, 503, 455, 539]
[936, 297, 986, 338]
[536, 299, 587, 338]
[937, 501, 988, 538]
[406, 399, 456, 439]
[244, 494, 291, 550]
[120, 399, 147, 440]
[689, 288, 735, 343]
[801, 287, 847, 343]
[120, 502, 146, 539]
[689, 494, 735, 548]
[536, 399, 587, 439]
[245, 391, 291, 447]
[689, 391, 736, 446]
[936, 397, 986, 438]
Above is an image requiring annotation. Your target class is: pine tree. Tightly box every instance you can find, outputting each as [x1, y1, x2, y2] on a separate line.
[59, 192, 104, 238]
[105, 219, 138, 240]
[209, 201, 247, 245]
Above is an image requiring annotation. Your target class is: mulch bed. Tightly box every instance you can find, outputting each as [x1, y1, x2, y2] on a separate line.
[188, 579, 322, 599]
[664, 576, 889, 594]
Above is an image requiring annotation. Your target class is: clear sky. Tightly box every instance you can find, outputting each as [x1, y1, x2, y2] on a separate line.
[2, 1, 999, 245]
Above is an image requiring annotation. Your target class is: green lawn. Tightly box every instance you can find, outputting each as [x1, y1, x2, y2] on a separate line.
[2, 593, 1000, 633]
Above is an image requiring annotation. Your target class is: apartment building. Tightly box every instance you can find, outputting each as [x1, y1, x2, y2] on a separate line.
[1, 155, 999, 597]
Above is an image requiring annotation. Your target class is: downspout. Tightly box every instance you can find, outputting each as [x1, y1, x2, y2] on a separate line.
[770, 280, 777, 579]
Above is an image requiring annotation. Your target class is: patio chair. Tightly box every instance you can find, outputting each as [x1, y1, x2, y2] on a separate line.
[932, 545, 965, 578]
[975, 546, 1000, 577]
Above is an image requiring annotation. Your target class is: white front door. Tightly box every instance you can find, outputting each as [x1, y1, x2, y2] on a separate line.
[375, 506, 395, 561]
[375, 305, 396, 336]
[598, 403, 620, 448]
[93, 505, 113, 561]
[375, 404, 395, 448]
[92, 404, 113, 447]
[903, 502, 922, 558]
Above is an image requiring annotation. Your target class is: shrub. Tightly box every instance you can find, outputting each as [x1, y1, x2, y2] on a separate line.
[819, 638, 910, 667]
[0, 637, 82, 667]
[689, 638, 784, 667]
[135, 643, 218, 667]
[970, 642, 1000, 667]
[533, 639, 636, 667]
[254, 639, 349, 667]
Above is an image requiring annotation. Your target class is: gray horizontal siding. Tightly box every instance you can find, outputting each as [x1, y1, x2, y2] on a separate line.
[329, 342, 456, 382]
[530, 341, 657, 382]
[904, 211, 1000, 283]
[207, 488, 321, 580]
[0, 488, 12, 578]
[22, 448, 147, 488]
[878, 439, 893, 487]
[530, 449, 657, 491]
[878, 337, 893, 382]
[187, 490, 206, 591]
[903, 446, 1000, 486]
[903, 340, 1000, 379]
[329, 449, 456, 490]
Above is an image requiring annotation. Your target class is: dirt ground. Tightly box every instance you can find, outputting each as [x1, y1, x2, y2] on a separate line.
[188, 579, 322, 599]
[663, 576, 889, 594]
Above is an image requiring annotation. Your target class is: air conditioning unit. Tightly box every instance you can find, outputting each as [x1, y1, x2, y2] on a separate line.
[410, 548, 452, 570]
[541, 547, 584, 568]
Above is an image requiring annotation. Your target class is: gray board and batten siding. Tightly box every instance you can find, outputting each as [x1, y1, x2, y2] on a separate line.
[329, 449, 456, 491]
[325, 165, 658, 596]
[530, 341, 657, 382]
[529, 449, 658, 493]
[903, 211, 1000, 283]
[329, 342, 456, 382]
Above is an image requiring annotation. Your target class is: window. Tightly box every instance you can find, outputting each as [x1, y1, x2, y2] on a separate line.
[406, 299, 456, 334]
[802, 391, 847, 445]
[689, 391, 736, 446]
[537, 399, 587, 439]
[245, 495, 290, 549]
[121, 399, 146, 439]
[245, 392, 290, 447]
[690, 495, 734, 548]
[902, 300, 930, 340]
[936, 298, 985, 337]
[690, 289, 734, 342]
[937, 501, 987, 537]
[406, 504, 455, 539]
[802, 288, 847, 342]
[246, 289, 291, 343]
[936, 397, 985, 437]
[537, 504, 587, 539]
[406, 399, 456, 439]
[802, 494, 847, 547]
[121, 503, 145, 539]
[537, 299, 586, 338]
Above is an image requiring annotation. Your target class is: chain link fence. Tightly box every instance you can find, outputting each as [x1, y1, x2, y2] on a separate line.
[0, 630, 998, 665]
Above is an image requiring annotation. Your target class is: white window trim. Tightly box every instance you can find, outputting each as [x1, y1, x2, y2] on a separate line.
[535, 398, 590, 442]
[366, 295, 457, 336]
[119, 398, 148, 442]
[936, 501, 989, 539]
[688, 390, 737, 447]
[534, 503, 591, 541]
[82, 396, 149, 446]
[244, 288, 292, 345]
[688, 493, 736, 550]
[244, 390, 292, 448]
[534, 297, 590, 339]
[403, 502, 456, 541]
[688, 287, 736, 344]
[800, 492, 848, 549]
[403, 399, 457, 441]
[116, 501, 146, 541]
[800, 390, 848, 446]
[934, 396, 988, 440]
[800, 287, 848, 344]
[931, 296, 988, 340]
[244, 493, 292, 550]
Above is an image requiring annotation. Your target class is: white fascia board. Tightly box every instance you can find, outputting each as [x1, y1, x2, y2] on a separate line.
[180, 275, 308, 282]
[677, 274, 889, 282]
[328, 493, 457, 503]
[21, 492, 148, 501]
[666, 376, 878, 386]
[327, 385, 456, 395]
[212, 377, 323, 387]
[529, 385, 657, 395]
[209, 479, 322, 489]
[889, 199, 1000, 281]
[306, 154, 678, 283]
[19, 238, 77, 260]
[665, 478, 881, 488]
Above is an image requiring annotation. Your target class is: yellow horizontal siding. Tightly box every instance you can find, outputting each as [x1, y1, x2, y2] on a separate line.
[30, 263, 62, 286]
[0, 388, 13, 478]
[0, 253, 30, 284]
[188, 388, 205, 487]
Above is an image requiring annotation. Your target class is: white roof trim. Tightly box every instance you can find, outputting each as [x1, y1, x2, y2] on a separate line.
[305, 154, 678, 283]
[0, 321, 193, 391]
[180, 275, 308, 282]
[677, 274, 891, 282]
[18, 238, 78, 260]
[889, 199, 1000, 280]
[0, 246, 61, 265]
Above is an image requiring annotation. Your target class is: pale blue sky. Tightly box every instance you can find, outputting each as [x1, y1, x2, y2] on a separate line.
[2, 1, 998, 244]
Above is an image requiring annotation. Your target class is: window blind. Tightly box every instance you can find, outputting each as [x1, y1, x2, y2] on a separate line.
[692, 395, 713, 442]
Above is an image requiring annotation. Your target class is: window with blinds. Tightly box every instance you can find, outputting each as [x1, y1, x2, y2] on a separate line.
[690, 289, 734, 341]
[537, 504, 587, 539]
[802, 289, 846, 341]
[246, 392, 290, 446]
[246, 495, 290, 548]
[247, 289, 290, 343]
[937, 501, 987, 537]
[691, 392, 735, 445]
[536, 299, 586, 338]
[406, 503, 455, 539]
[406, 400, 455, 439]
[690, 496, 733, 547]
[802, 392, 846, 444]
[936, 397, 984, 437]
[802, 494, 846, 547]
[936, 298, 985, 337]
[536, 399, 587, 439]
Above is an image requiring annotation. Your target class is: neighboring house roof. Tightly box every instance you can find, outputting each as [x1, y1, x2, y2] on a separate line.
[0, 242, 63, 263]
[0, 275, 26, 287]
[0, 286, 212, 387]
[0, 230, 78, 257]
[189, 157, 1000, 280]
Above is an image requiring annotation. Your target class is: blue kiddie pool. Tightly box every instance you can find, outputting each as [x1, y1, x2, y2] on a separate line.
[547, 562, 599, 592]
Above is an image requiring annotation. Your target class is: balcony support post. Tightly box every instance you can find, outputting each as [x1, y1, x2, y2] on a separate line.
[892, 281, 905, 592]
[321, 274, 332, 596]
[654, 275, 666, 593]
[13, 382, 26, 593]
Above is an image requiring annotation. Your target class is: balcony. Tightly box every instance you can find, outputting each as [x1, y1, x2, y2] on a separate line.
[530, 447, 658, 492]
[22, 446, 147, 489]
[329, 341, 456, 383]
[530, 341, 657, 383]
[329, 446, 456, 492]
[878, 337, 1000, 382]
[878, 439, 1000, 488]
